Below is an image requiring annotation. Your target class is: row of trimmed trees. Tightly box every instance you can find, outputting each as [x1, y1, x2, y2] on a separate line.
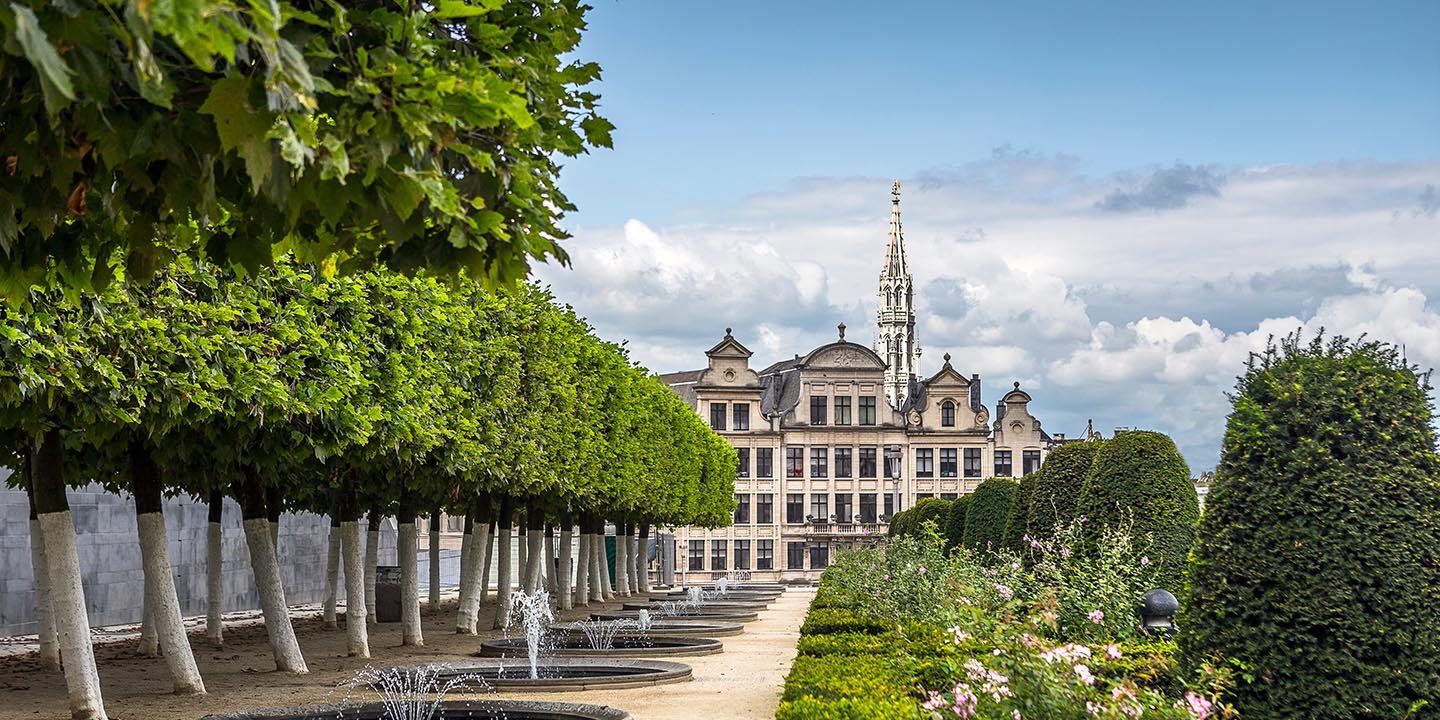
[2, 260, 735, 720]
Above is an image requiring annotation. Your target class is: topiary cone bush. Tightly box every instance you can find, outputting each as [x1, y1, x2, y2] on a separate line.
[1078, 431, 1197, 593]
[962, 477, 1018, 553]
[999, 472, 1037, 554]
[906, 497, 952, 540]
[945, 494, 972, 551]
[1181, 335, 1440, 718]
[1027, 440, 1106, 542]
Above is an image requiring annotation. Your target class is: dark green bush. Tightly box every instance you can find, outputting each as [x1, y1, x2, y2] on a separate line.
[797, 632, 892, 657]
[962, 476, 1018, 551]
[780, 655, 909, 702]
[999, 472, 1037, 553]
[944, 494, 971, 550]
[776, 696, 923, 720]
[1095, 640, 1182, 697]
[886, 507, 911, 537]
[1027, 440, 1105, 540]
[800, 607, 890, 636]
[1077, 430, 1197, 592]
[1181, 335, 1440, 719]
[906, 497, 951, 538]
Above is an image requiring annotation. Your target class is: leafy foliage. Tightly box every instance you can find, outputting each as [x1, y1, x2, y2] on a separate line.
[961, 476, 1018, 552]
[1181, 334, 1440, 719]
[0, 1, 613, 297]
[1077, 431, 1197, 593]
[944, 494, 971, 551]
[999, 473, 1036, 554]
[1026, 440, 1105, 544]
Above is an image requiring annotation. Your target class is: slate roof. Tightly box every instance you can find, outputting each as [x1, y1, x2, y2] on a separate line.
[759, 368, 802, 417]
[660, 369, 705, 407]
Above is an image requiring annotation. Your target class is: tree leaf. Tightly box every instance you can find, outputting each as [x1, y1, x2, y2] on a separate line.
[9, 3, 75, 111]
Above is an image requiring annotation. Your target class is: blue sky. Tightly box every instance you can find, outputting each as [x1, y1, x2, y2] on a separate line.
[538, 1, 1440, 470]
[560, 1, 1440, 226]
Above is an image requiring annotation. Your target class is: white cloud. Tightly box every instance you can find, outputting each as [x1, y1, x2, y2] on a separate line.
[538, 156, 1440, 470]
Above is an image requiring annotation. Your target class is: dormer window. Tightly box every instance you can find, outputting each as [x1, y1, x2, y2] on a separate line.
[941, 400, 956, 427]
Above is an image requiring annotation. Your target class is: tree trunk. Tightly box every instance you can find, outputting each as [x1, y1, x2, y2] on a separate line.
[637, 523, 651, 593]
[575, 520, 590, 607]
[265, 485, 282, 572]
[516, 510, 530, 593]
[544, 525, 558, 595]
[322, 512, 341, 629]
[480, 520, 496, 603]
[492, 497, 514, 629]
[138, 599, 158, 657]
[462, 511, 491, 631]
[427, 508, 441, 608]
[234, 471, 308, 673]
[130, 442, 205, 694]
[26, 488, 61, 670]
[524, 508, 543, 595]
[397, 491, 422, 647]
[615, 521, 630, 596]
[32, 430, 108, 720]
[558, 521, 574, 610]
[454, 512, 477, 634]
[338, 499, 369, 658]
[364, 508, 380, 626]
[206, 491, 225, 646]
[597, 519, 614, 600]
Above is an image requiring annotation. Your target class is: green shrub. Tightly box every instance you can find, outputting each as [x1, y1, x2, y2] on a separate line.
[1077, 430, 1197, 592]
[776, 696, 923, 720]
[1181, 335, 1440, 719]
[1027, 440, 1105, 540]
[1096, 640, 1182, 698]
[886, 507, 911, 537]
[797, 632, 891, 657]
[905, 497, 951, 538]
[800, 607, 890, 636]
[999, 472, 1037, 553]
[962, 476, 1018, 551]
[944, 494, 971, 550]
[780, 655, 909, 702]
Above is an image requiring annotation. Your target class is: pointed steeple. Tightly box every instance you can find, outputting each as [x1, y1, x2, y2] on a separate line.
[884, 180, 908, 277]
[874, 180, 920, 409]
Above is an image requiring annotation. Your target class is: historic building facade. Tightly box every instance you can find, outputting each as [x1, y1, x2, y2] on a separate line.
[662, 182, 1070, 583]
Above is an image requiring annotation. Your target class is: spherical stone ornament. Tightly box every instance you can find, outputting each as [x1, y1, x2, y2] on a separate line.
[1142, 589, 1180, 617]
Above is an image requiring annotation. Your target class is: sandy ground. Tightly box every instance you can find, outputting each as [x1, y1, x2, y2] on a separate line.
[0, 587, 813, 720]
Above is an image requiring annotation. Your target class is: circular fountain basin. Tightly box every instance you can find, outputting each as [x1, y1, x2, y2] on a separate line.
[649, 591, 778, 602]
[551, 620, 744, 637]
[479, 635, 723, 658]
[593, 608, 760, 623]
[434, 658, 692, 692]
[651, 588, 783, 600]
[203, 699, 632, 720]
[623, 601, 768, 612]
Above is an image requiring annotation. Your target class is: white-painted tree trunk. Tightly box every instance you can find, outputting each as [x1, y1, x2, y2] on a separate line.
[138, 596, 159, 657]
[269, 521, 280, 564]
[614, 527, 630, 596]
[454, 522, 477, 634]
[524, 529, 543, 594]
[38, 511, 108, 720]
[28, 518, 61, 670]
[137, 513, 205, 693]
[516, 525, 529, 593]
[461, 521, 491, 631]
[364, 522, 380, 626]
[558, 526, 574, 610]
[399, 521, 422, 646]
[479, 522, 494, 603]
[576, 530, 591, 607]
[206, 521, 225, 646]
[635, 530, 649, 593]
[340, 521, 369, 658]
[241, 517, 308, 673]
[427, 514, 441, 608]
[322, 524, 340, 628]
[492, 524, 513, 629]
[544, 530, 558, 595]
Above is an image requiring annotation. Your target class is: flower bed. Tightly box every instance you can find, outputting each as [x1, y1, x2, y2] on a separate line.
[778, 522, 1229, 719]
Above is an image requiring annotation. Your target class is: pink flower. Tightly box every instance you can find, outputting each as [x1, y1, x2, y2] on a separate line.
[918, 565, 927, 575]
[1140, 556, 1150, 566]
[1105, 643, 1123, 660]
[1184, 692, 1213, 720]
[1061, 546, 1072, 558]
[994, 583, 1013, 601]
[1088, 609, 1105, 624]
[1073, 663, 1095, 686]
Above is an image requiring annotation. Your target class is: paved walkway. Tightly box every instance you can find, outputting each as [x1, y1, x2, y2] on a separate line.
[522, 587, 814, 720]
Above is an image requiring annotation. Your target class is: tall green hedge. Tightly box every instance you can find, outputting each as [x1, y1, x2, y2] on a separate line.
[999, 473, 1037, 553]
[1181, 336, 1440, 718]
[1027, 440, 1106, 540]
[909, 497, 952, 536]
[1077, 431, 1197, 592]
[962, 477, 1018, 552]
[945, 494, 972, 551]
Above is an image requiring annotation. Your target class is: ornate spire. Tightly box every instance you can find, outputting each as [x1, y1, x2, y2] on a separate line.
[875, 180, 919, 409]
[884, 180, 908, 278]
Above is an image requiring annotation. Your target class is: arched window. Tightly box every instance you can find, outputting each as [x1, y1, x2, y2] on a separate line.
[941, 401, 956, 427]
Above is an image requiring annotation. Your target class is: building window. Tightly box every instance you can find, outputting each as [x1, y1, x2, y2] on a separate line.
[1023, 450, 1042, 475]
[940, 492, 958, 500]
[859, 447, 877, 478]
[688, 540, 704, 571]
[809, 542, 830, 569]
[734, 494, 750, 524]
[916, 492, 934, 500]
[757, 540, 774, 570]
[940, 448, 958, 478]
[883, 493, 895, 518]
[733, 540, 751, 570]
[941, 400, 956, 427]
[709, 403, 727, 430]
[915, 448, 934, 477]
[711, 540, 728, 571]
[786, 494, 804, 524]
[809, 493, 829, 521]
[859, 493, 877, 523]
[835, 494, 854, 523]
[732, 402, 750, 431]
[859, 396, 877, 425]
[834, 396, 852, 425]
[787, 542, 805, 570]
[810, 447, 828, 478]
[786, 446, 804, 478]
[757, 494, 774, 524]
[964, 448, 983, 478]
[834, 447, 853, 478]
[994, 450, 1013, 477]
[757, 447, 774, 478]
[810, 395, 827, 425]
[736, 447, 750, 478]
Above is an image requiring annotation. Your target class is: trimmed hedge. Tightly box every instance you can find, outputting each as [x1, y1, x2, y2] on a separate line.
[999, 472, 1037, 553]
[1077, 430, 1197, 592]
[779, 603, 928, 720]
[1181, 336, 1440, 718]
[1026, 440, 1105, 540]
[944, 494, 971, 551]
[961, 476, 1018, 552]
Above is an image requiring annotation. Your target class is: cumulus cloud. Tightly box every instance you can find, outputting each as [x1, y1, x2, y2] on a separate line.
[539, 156, 1440, 469]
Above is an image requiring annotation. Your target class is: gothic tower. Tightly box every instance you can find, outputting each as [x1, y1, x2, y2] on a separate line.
[874, 180, 921, 408]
